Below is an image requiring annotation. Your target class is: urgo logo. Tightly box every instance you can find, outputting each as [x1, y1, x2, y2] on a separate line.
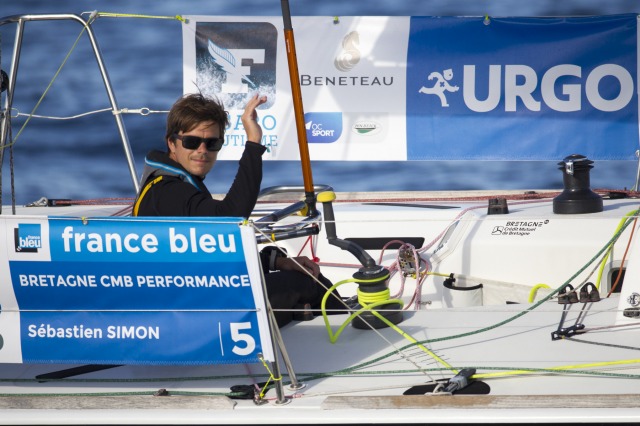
[14, 223, 42, 253]
[419, 64, 634, 113]
[305, 112, 343, 143]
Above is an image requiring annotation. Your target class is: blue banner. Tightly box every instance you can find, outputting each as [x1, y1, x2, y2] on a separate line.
[8, 217, 273, 365]
[406, 14, 638, 160]
[184, 15, 640, 161]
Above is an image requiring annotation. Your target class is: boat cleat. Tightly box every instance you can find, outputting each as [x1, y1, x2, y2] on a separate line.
[551, 283, 600, 340]
[557, 284, 579, 304]
[442, 368, 477, 394]
[552, 323, 586, 341]
[623, 307, 640, 318]
[230, 384, 270, 405]
[567, 282, 602, 335]
[579, 282, 600, 303]
[552, 284, 583, 340]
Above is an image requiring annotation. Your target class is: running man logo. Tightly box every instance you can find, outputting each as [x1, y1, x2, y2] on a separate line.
[14, 223, 42, 253]
[418, 69, 459, 107]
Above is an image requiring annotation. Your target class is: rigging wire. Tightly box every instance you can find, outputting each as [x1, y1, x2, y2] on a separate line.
[3, 16, 95, 149]
[8, 122, 14, 214]
[4, 11, 180, 149]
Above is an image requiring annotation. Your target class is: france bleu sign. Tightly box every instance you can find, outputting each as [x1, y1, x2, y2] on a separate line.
[0, 217, 274, 365]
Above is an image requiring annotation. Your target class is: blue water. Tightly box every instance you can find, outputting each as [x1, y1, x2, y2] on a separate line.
[1, 1, 639, 204]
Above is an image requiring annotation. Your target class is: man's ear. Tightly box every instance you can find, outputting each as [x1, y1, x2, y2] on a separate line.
[167, 138, 176, 154]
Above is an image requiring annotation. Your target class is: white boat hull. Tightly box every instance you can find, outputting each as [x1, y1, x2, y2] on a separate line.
[1, 191, 639, 424]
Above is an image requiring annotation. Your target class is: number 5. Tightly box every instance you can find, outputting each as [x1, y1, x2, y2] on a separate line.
[230, 322, 256, 356]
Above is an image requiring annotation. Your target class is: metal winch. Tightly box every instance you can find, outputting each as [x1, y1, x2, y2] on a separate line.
[553, 154, 603, 214]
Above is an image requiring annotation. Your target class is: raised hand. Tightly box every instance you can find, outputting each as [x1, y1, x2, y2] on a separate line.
[241, 94, 268, 144]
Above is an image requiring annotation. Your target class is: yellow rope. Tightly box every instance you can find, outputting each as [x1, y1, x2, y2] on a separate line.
[320, 278, 458, 375]
[474, 358, 640, 380]
[528, 283, 551, 303]
[96, 12, 187, 23]
[257, 355, 282, 399]
[356, 288, 390, 305]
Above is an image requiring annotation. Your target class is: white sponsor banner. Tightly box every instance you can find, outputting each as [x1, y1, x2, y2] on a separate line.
[183, 16, 409, 161]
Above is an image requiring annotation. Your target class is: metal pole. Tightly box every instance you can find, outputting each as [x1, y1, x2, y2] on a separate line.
[80, 14, 140, 193]
[0, 19, 26, 214]
[280, 0, 316, 215]
[261, 285, 289, 404]
[0, 20, 23, 156]
[269, 309, 304, 392]
[0, 14, 140, 194]
[633, 149, 640, 192]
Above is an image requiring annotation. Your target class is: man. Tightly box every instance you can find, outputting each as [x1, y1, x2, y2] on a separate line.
[133, 93, 341, 326]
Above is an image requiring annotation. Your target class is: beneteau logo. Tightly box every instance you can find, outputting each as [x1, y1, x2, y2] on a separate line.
[300, 30, 394, 88]
[418, 64, 634, 112]
[14, 223, 42, 253]
[334, 31, 361, 72]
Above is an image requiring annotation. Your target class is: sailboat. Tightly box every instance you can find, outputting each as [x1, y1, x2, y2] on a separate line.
[0, 4, 639, 424]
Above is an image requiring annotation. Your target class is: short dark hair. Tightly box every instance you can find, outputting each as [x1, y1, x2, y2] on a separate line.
[165, 93, 230, 148]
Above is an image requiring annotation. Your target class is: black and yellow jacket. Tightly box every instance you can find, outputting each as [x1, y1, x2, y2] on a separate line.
[133, 143, 266, 218]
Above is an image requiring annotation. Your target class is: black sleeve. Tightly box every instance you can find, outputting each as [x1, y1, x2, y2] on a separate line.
[217, 142, 266, 217]
[259, 246, 287, 272]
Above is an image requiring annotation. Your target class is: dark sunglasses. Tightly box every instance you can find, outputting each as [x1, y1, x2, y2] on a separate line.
[172, 134, 224, 152]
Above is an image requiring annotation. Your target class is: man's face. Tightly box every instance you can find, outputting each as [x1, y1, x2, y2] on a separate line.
[168, 121, 220, 178]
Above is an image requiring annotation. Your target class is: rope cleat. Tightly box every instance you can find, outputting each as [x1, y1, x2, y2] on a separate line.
[568, 282, 601, 336]
[579, 282, 600, 303]
[443, 368, 476, 394]
[557, 284, 579, 304]
[552, 284, 582, 340]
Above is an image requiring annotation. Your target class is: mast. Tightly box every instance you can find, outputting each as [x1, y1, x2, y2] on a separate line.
[280, 0, 317, 215]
